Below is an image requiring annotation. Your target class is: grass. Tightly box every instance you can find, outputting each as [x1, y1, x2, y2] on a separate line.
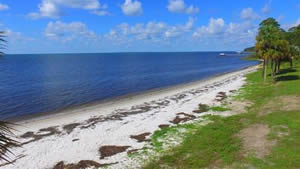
[209, 105, 231, 112]
[141, 59, 300, 169]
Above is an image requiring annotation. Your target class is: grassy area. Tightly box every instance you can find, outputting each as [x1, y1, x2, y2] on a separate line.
[209, 105, 231, 112]
[142, 60, 300, 169]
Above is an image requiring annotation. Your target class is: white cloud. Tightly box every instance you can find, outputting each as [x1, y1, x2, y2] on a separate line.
[106, 17, 195, 43]
[3, 29, 35, 42]
[92, 10, 110, 16]
[262, 0, 272, 14]
[193, 18, 257, 46]
[240, 8, 260, 20]
[28, 0, 109, 19]
[121, 0, 143, 16]
[167, 0, 199, 15]
[282, 18, 300, 30]
[45, 21, 98, 41]
[55, 0, 101, 10]
[193, 18, 225, 37]
[0, 3, 9, 11]
[291, 18, 300, 28]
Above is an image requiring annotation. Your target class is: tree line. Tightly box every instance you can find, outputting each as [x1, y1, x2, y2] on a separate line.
[256, 18, 300, 82]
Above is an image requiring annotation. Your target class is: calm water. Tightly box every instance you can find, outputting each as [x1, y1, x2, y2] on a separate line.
[0, 52, 258, 120]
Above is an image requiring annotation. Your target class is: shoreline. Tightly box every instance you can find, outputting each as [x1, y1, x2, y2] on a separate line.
[2, 65, 259, 169]
[12, 64, 258, 124]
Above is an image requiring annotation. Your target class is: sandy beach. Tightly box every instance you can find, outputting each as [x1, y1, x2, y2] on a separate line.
[0, 65, 258, 169]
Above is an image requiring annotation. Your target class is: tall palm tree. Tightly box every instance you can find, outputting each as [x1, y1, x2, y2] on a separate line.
[0, 31, 19, 163]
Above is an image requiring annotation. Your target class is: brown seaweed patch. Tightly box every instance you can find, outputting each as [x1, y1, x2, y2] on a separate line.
[158, 124, 170, 129]
[215, 92, 227, 102]
[170, 113, 196, 124]
[130, 132, 151, 142]
[52, 160, 116, 169]
[63, 123, 81, 134]
[127, 149, 141, 155]
[20, 126, 61, 145]
[99, 145, 131, 159]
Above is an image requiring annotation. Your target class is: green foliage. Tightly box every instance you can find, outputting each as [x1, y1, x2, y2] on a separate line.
[259, 17, 280, 28]
[256, 18, 296, 81]
[287, 25, 300, 48]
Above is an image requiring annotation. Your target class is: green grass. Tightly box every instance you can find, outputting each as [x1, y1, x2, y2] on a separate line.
[209, 105, 231, 112]
[142, 60, 300, 169]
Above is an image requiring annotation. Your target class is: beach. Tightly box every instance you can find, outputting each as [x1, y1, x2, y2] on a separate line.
[1, 65, 258, 169]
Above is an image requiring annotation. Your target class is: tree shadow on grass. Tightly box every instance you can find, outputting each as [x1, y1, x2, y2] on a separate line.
[276, 68, 297, 75]
[275, 75, 300, 82]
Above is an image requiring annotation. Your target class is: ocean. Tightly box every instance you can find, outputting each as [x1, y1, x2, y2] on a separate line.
[0, 52, 258, 120]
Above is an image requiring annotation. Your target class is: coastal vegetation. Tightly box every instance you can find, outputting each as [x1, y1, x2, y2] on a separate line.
[142, 58, 300, 169]
[255, 18, 300, 82]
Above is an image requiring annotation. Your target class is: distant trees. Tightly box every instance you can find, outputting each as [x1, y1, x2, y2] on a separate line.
[0, 31, 6, 56]
[0, 31, 19, 163]
[256, 17, 300, 82]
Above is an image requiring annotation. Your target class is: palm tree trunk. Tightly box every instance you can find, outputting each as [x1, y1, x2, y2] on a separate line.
[264, 59, 268, 82]
[262, 59, 266, 78]
[271, 59, 275, 78]
[278, 60, 281, 72]
[274, 60, 278, 74]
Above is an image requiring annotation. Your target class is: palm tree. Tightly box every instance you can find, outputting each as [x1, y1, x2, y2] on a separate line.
[256, 23, 281, 82]
[0, 31, 19, 163]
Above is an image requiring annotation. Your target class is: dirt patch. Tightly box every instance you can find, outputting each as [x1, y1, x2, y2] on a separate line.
[259, 95, 300, 116]
[228, 100, 253, 115]
[99, 145, 131, 159]
[170, 113, 196, 124]
[280, 95, 300, 111]
[159, 124, 170, 129]
[259, 100, 279, 116]
[52, 160, 116, 169]
[130, 132, 151, 142]
[237, 124, 276, 158]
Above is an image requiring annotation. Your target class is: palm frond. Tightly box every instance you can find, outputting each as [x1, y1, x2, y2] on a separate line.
[0, 121, 19, 163]
[0, 31, 20, 163]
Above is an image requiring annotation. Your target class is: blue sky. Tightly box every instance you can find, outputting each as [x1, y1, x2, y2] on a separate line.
[0, 0, 299, 54]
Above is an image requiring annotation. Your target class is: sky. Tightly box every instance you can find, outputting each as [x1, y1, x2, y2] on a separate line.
[0, 0, 299, 54]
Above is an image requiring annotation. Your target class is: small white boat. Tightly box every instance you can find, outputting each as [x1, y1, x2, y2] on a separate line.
[219, 53, 225, 56]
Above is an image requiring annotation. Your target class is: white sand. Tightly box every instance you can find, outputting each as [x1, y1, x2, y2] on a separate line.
[1, 66, 258, 169]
